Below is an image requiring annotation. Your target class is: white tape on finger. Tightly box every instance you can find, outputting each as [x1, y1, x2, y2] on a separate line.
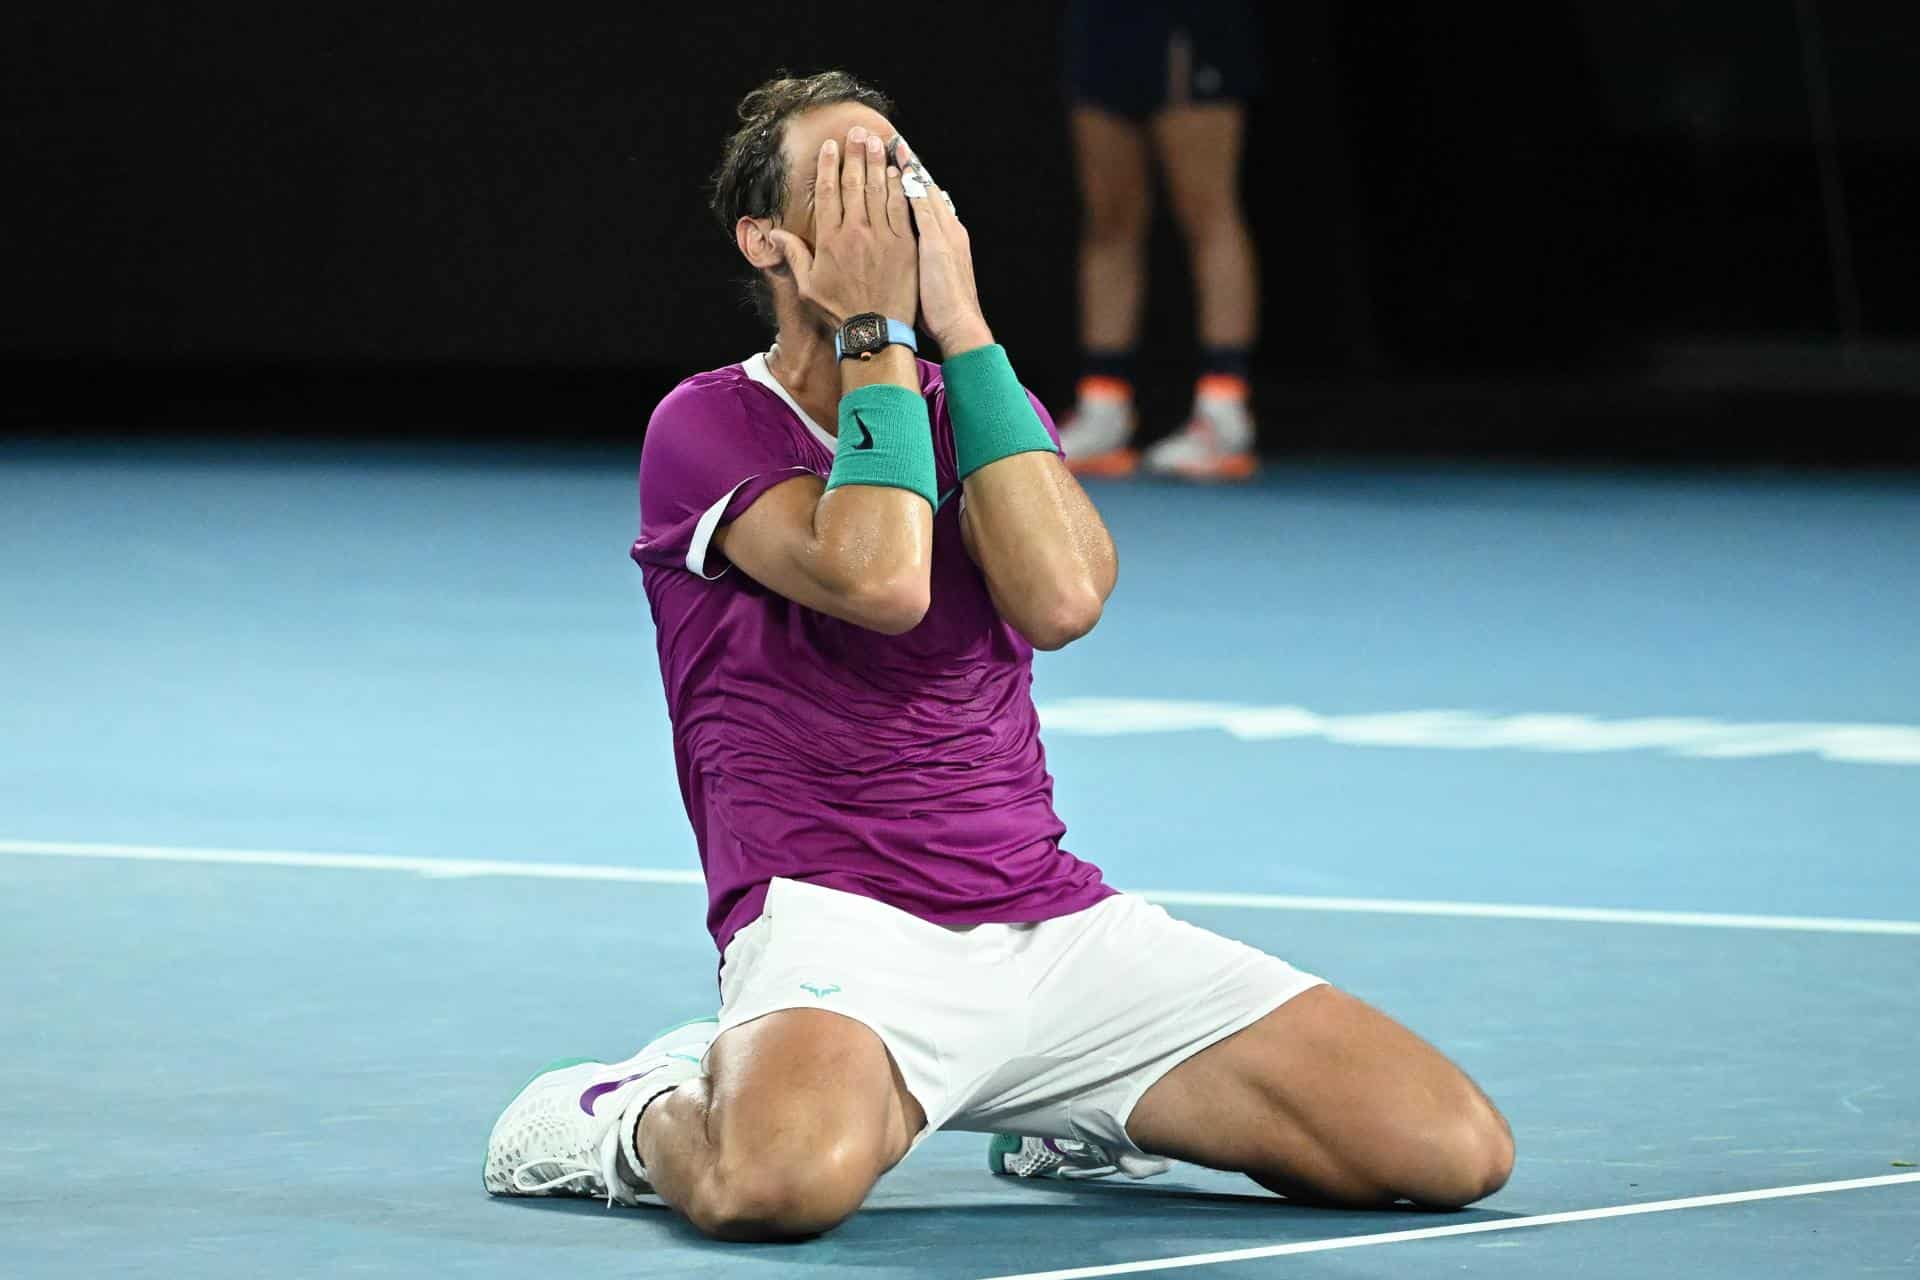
[890, 135, 957, 215]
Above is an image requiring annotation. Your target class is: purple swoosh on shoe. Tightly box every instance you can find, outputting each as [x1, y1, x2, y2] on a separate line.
[578, 1065, 664, 1116]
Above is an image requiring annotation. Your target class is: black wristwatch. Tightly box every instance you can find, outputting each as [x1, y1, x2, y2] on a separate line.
[834, 313, 918, 362]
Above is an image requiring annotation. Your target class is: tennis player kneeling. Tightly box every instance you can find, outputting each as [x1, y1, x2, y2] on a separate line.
[483, 71, 1513, 1241]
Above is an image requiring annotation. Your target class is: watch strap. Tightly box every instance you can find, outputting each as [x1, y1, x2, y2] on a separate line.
[834, 316, 919, 361]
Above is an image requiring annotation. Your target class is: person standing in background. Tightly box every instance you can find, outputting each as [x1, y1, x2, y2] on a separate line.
[1058, 0, 1264, 480]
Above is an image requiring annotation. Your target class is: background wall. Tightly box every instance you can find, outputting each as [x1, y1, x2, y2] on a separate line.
[4, 1, 1916, 458]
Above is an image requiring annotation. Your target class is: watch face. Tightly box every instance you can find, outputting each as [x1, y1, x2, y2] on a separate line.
[848, 316, 886, 351]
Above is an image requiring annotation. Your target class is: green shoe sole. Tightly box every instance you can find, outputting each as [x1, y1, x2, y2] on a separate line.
[986, 1133, 1022, 1175]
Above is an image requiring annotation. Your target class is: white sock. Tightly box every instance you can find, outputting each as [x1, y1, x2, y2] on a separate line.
[616, 1083, 679, 1188]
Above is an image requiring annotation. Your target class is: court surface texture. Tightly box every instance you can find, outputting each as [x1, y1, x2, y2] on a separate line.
[4, 439, 1916, 1278]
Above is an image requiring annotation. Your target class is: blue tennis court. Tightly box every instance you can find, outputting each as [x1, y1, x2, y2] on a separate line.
[3, 439, 1916, 1277]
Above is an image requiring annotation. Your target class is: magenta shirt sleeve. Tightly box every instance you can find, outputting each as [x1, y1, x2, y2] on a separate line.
[1025, 388, 1064, 450]
[631, 378, 814, 577]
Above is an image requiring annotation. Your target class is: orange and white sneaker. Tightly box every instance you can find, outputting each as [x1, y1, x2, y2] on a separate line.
[1143, 383, 1258, 481]
[1058, 377, 1140, 478]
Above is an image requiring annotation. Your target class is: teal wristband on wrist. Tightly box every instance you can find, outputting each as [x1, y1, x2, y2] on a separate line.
[942, 344, 1057, 480]
[825, 383, 938, 509]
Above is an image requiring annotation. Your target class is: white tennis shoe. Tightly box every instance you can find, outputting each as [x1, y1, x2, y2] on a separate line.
[484, 1016, 718, 1206]
[988, 1134, 1173, 1181]
[1141, 406, 1258, 481]
[1060, 399, 1141, 478]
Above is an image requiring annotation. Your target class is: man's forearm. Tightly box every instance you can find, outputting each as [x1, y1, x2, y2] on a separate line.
[807, 483, 933, 632]
[960, 453, 1116, 648]
[944, 344, 1118, 649]
[808, 344, 935, 629]
[838, 343, 919, 396]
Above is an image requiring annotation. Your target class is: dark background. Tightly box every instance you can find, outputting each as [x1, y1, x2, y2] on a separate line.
[4, 1, 1917, 461]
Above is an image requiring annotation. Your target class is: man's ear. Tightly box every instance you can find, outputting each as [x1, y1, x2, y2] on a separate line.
[736, 216, 787, 271]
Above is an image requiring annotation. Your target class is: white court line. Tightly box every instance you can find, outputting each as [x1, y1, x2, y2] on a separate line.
[1130, 889, 1920, 936]
[978, 1172, 1920, 1280]
[3, 838, 1919, 937]
[0, 838, 703, 885]
[1033, 698, 1920, 767]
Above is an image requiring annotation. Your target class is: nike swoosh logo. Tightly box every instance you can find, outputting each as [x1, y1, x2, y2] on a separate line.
[578, 1065, 663, 1116]
[851, 413, 875, 451]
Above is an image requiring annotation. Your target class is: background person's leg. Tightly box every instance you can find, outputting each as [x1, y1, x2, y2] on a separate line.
[1061, 105, 1154, 473]
[1124, 984, 1514, 1209]
[1151, 103, 1258, 355]
[1143, 102, 1260, 476]
[636, 1008, 926, 1242]
[1074, 105, 1155, 362]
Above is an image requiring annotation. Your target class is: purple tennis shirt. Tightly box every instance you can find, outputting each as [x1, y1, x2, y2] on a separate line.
[631, 352, 1113, 955]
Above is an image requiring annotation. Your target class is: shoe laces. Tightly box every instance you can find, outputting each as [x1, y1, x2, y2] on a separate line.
[1007, 1136, 1122, 1180]
[1050, 1138, 1123, 1181]
[508, 1127, 632, 1208]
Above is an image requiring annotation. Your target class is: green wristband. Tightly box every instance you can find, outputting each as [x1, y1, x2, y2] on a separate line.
[825, 383, 937, 509]
[942, 344, 1058, 480]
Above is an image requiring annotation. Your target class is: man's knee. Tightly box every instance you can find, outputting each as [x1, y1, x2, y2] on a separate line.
[684, 1145, 874, 1242]
[1168, 196, 1241, 247]
[1082, 193, 1150, 246]
[1402, 1096, 1514, 1210]
[1251, 1091, 1514, 1211]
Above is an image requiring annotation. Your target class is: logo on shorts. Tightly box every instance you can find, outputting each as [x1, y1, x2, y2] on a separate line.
[800, 982, 842, 999]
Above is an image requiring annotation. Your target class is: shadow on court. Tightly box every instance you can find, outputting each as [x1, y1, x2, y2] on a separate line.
[491, 1177, 1518, 1276]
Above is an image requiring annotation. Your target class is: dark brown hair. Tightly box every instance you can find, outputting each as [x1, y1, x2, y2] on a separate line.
[710, 70, 894, 325]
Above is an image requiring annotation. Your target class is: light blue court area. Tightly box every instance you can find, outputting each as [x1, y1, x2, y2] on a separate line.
[3, 438, 1917, 1277]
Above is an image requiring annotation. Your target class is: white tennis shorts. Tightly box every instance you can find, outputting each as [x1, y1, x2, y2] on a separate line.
[715, 877, 1325, 1157]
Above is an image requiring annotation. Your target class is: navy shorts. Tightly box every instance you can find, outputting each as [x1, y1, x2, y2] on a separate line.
[1065, 0, 1265, 120]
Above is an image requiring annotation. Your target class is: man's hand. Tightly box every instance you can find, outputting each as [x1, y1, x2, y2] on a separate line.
[770, 127, 918, 328]
[899, 140, 992, 356]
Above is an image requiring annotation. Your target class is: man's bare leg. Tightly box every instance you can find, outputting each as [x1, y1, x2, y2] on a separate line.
[1125, 985, 1514, 1208]
[1139, 102, 1260, 473]
[1073, 105, 1154, 357]
[634, 1008, 925, 1241]
[1150, 103, 1258, 351]
[1060, 105, 1155, 471]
